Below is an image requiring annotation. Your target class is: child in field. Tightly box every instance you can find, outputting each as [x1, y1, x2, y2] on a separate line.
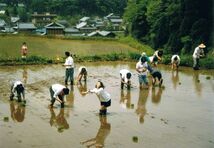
[49, 84, 69, 108]
[171, 55, 180, 70]
[149, 50, 163, 67]
[21, 42, 28, 59]
[83, 81, 111, 115]
[136, 56, 149, 89]
[148, 65, 163, 87]
[10, 80, 25, 103]
[77, 66, 87, 82]
[119, 69, 132, 89]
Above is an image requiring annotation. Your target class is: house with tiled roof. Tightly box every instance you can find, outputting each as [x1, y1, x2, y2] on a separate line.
[45, 22, 65, 35]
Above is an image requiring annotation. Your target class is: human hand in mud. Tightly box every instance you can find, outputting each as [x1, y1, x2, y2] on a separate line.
[81, 90, 89, 95]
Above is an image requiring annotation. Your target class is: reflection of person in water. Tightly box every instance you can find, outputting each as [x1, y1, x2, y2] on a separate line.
[193, 71, 202, 96]
[171, 70, 179, 90]
[120, 89, 131, 109]
[77, 81, 87, 97]
[151, 87, 163, 104]
[49, 108, 69, 133]
[22, 67, 28, 85]
[10, 101, 25, 122]
[65, 85, 74, 118]
[81, 115, 111, 148]
[135, 89, 149, 124]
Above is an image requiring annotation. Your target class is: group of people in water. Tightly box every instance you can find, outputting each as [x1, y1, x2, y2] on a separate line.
[10, 43, 206, 116]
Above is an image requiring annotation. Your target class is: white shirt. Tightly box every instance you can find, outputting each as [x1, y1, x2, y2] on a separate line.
[78, 66, 87, 73]
[51, 84, 66, 98]
[120, 69, 131, 83]
[89, 88, 111, 102]
[64, 56, 74, 68]
[12, 81, 23, 93]
[171, 55, 180, 65]
[193, 47, 203, 58]
[136, 61, 148, 76]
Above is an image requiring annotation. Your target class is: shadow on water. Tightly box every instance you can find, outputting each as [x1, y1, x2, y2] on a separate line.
[10, 101, 25, 122]
[77, 81, 88, 97]
[135, 88, 149, 124]
[49, 108, 69, 133]
[81, 115, 111, 148]
[171, 70, 179, 90]
[151, 87, 163, 104]
[120, 89, 131, 109]
[22, 66, 28, 85]
[192, 71, 202, 96]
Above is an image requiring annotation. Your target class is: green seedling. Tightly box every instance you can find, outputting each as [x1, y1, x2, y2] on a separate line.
[131, 104, 134, 109]
[206, 76, 211, 80]
[3, 117, 9, 122]
[132, 136, 138, 143]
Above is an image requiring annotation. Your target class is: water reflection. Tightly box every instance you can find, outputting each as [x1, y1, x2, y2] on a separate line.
[10, 101, 25, 122]
[77, 81, 87, 97]
[171, 70, 179, 90]
[193, 72, 202, 96]
[135, 89, 149, 124]
[65, 85, 74, 118]
[81, 116, 111, 148]
[22, 67, 28, 85]
[151, 87, 163, 104]
[49, 108, 69, 133]
[120, 89, 131, 109]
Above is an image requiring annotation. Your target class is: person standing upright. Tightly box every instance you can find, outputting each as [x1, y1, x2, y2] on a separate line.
[63, 51, 74, 85]
[193, 43, 205, 70]
[21, 42, 28, 59]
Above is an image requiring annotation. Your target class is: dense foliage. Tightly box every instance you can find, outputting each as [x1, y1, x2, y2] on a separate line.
[123, 0, 213, 54]
[0, 0, 127, 16]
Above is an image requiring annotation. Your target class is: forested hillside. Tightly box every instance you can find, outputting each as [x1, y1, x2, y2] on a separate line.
[123, 0, 213, 54]
[0, 0, 127, 16]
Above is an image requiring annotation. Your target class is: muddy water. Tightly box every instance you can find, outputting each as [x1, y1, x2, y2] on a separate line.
[0, 62, 214, 148]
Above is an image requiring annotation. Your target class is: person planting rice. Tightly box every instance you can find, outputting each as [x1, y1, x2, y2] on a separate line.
[77, 66, 87, 82]
[83, 81, 111, 115]
[10, 80, 26, 103]
[148, 65, 163, 87]
[119, 69, 132, 90]
[49, 84, 69, 108]
[193, 43, 206, 70]
[149, 50, 163, 67]
[171, 55, 180, 70]
[136, 56, 149, 89]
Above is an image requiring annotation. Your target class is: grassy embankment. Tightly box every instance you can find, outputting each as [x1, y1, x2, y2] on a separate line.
[0, 34, 213, 69]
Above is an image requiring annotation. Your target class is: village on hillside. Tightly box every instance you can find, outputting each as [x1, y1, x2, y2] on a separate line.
[0, 3, 124, 37]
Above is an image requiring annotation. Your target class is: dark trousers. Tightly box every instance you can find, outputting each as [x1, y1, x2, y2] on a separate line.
[65, 68, 74, 85]
[193, 57, 200, 70]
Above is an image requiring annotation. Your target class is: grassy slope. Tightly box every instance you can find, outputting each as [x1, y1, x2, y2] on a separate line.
[0, 35, 140, 59]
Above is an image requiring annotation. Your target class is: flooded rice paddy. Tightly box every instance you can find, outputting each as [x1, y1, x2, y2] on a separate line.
[0, 62, 214, 148]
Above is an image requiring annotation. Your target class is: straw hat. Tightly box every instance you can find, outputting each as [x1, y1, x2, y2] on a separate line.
[198, 43, 206, 48]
